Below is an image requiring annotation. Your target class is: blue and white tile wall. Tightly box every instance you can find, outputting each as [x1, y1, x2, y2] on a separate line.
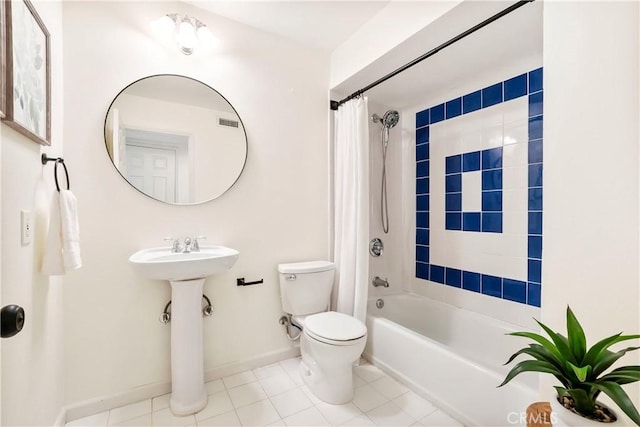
[415, 68, 543, 307]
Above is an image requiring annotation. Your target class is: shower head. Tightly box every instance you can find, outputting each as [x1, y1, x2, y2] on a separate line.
[372, 110, 399, 129]
[382, 110, 399, 129]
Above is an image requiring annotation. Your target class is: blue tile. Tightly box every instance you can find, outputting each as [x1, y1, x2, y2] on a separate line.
[417, 160, 430, 178]
[417, 212, 429, 228]
[430, 104, 445, 123]
[416, 262, 430, 280]
[529, 116, 543, 140]
[528, 188, 543, 211]
[416, 143, 429, 161]
[527, 283, 541, 307]
[463, 90, 482, 114]
[416, 228, 430, 245]
[528, 235, 542, 259]
[445, 213, 462, 230]
[416, 109, 430, 128]
[528, 259, 542, 283]
[416, 177, 430, 195]
[445, 174, 462, 193]
[445, 268, 462, 288]
[416, 245, 430, 263]
[482, 212, 503, 233]
[445, 193, 462, 212]
[504, 74, 527, 101]
[430, 265, 445, 284]
[529, 92, 543, 117]
[529, 68, 543, 93]
[528, 140, 543, 164]
[482, 83, 503, 108]
[503, 279, 527, 303]
[416, 126, 430, 144]
[482, 169, 503, 191]
[417, 195, 430, 211]
[528, 212, 543, 235]
[462, 271, 481, 292]
[482, 147, 503, 170]
[481, 274, 502, 298]
[528, 164, 543, 187]
[463, 212, 481, 232]
[445, 155, 462, 174]
[463, 151, 481, 172]
[446, 98, 462, 119]
[482, 191, 502, 211]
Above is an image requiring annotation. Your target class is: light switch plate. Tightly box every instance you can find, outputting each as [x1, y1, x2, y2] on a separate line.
[21, 210, 32, 245]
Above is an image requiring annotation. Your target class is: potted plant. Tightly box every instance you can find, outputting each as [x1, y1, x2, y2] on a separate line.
[498, 306, 640, 425]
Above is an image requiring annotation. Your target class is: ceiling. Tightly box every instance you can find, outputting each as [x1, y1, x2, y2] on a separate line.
[186, 1, 390, 51]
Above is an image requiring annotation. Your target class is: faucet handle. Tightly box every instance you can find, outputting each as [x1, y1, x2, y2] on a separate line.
[193, 236, 206, 252]
[164, 237, 181, 253]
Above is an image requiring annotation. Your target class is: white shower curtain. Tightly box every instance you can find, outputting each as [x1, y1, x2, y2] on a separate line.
[333, 97, 370, 323]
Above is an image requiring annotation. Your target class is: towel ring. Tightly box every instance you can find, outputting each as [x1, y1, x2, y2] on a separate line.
[41, 154, 70, 192]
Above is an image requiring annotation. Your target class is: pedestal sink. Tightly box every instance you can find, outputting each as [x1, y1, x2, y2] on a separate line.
[129, 245, 239, 415]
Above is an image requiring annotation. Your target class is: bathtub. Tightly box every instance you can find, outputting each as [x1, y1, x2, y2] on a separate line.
[364, 293, 538, 426]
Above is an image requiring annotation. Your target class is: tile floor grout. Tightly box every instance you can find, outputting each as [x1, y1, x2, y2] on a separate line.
[66, 357, 463, 427]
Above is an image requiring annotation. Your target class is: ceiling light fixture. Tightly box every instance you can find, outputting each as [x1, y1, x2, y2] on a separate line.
[155, 13, 214, 56]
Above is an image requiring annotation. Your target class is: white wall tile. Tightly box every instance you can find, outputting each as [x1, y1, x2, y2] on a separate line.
[503, 96, 528, 124]
[503, 142, 528, 167]
[461, 130, 482, 153]
[462, 171, 481, 211]
[503, 190, 528, 213]
[502, 166, 528, 189]
[503, 120, 528, 147]
[481, 124, 504, 149]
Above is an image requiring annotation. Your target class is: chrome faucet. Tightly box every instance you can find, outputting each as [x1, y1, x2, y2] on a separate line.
[165, 237, 182, 253]
[372, 276, 389, 288]
[183, 237, 192, 253]
[192, 236, 206, 252]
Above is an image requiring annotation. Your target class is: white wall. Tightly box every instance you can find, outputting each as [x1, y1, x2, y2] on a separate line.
[0, 1, 66, 425]
[62, 1, 329, 407]
[330, 1, 461, 88]
[542, 0, 640, 410]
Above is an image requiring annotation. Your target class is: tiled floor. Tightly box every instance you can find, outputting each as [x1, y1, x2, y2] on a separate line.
[65, 358, 463, 427]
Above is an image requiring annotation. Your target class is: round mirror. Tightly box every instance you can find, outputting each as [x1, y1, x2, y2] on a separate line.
[104, 75, 247, 205]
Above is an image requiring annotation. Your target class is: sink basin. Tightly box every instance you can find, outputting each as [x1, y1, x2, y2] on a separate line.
[129, 245, 239, 281]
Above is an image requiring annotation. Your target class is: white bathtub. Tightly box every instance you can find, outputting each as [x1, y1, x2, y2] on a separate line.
[364, 293, 538, 426]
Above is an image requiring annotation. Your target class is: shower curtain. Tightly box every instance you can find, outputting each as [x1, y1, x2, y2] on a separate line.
[333, 97, 370, 323]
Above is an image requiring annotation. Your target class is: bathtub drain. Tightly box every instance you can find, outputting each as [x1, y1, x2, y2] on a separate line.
[375, 298, 384, 309]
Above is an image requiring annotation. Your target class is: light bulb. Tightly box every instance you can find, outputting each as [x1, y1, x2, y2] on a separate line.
[177, 16, 197, 55]
[196, 24, 217, 50]
[152, 14, 177, 41]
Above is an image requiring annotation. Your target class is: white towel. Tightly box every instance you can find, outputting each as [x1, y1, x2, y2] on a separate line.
[40, 190, 81, 275]
[41, 192, 65, 275]
[60, 190, 81, 271]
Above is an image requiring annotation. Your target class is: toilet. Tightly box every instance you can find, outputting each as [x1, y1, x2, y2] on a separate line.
[277, 261, 367, 405]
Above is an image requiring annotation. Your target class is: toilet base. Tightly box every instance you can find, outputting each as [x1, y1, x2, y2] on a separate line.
[300, 359, 355, 405]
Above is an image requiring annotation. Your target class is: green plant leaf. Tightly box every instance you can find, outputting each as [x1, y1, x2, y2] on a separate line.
[566, 388, 596, 415]
[566, 306, 587, 363]
[592, 346, 640, 378]
[536, 319, 578, 364]
[587, 381, 640, 426]
[600, 366, 640, 385]
[583, 334, 640, 368]
[508, 331, 563, 361]
[504, 344, 563, 369]
[567, 361, 591, 382]
[498, 360, 563, 388]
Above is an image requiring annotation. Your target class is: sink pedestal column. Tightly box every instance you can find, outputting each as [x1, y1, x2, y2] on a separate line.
[169, 278, 208, 415]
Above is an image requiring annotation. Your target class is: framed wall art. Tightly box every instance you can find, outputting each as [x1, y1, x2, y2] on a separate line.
[3, 0, 50, 145]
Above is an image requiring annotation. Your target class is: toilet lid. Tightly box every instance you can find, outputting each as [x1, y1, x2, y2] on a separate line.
[304, 312, 367, 342]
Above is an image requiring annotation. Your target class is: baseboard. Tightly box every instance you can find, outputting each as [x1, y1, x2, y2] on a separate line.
[62, 347, 301, 424]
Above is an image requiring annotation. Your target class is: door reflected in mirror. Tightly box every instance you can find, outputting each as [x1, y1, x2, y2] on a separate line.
[104, 75, 247, 205]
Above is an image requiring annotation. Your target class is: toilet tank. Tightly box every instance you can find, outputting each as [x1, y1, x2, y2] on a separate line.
[278, 261, 335, 315]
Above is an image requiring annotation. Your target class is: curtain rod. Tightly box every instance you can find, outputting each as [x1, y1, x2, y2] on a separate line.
[330, 0, 535, 111]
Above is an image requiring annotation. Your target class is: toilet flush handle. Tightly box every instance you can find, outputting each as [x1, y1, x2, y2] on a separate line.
[286, 274, 296, 281]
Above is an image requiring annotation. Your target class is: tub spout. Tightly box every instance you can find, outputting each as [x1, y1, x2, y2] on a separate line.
[372, 276, 389, 288]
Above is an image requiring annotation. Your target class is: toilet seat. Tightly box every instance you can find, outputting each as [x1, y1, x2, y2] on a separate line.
[303, 312, 367, 346]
